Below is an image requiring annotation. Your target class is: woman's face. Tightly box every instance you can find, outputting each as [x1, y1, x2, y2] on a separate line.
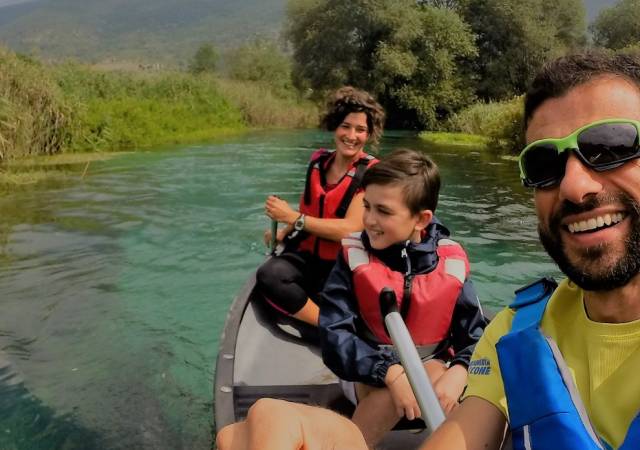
[334, 112, 369, 159]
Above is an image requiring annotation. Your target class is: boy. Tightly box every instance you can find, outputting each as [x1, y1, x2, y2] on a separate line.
[319, 148, 486, 447]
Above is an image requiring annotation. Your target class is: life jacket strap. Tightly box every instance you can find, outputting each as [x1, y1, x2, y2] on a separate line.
[334, 154, 375, 219]
[510, 277, 557, 332]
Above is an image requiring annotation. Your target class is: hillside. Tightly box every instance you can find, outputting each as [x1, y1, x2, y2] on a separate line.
[0, 0, 286, 65]
[0, 0, 623, 65]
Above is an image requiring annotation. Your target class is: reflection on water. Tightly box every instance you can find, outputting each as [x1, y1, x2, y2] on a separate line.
[0, 130, 560, 449]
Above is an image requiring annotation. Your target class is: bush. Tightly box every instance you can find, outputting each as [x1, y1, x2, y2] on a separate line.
[225, 39, 294, 98]
[446, 96, 524, 153]
[189, 44, 218, 74]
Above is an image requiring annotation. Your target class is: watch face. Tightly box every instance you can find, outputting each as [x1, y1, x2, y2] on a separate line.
[295, 215, 304, 231]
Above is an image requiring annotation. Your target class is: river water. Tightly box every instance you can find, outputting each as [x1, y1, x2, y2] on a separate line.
[0, 130, 559, 449]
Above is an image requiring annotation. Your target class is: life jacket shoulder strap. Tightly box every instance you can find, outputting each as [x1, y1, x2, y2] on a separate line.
[342, 233, 369, 271]
[334, 154, 376, 218]
[436, 238, 468, 284]
[303, 149, 334, 205]
[509, 277, 558, 332]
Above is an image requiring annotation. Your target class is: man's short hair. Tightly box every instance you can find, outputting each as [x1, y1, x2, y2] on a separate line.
[362, 148, 440, 214]
[525, 51, 640, 126]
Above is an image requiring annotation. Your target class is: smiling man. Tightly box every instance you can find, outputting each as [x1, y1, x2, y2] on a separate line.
[217, 52, 640, 450]
[424, 51, 640, 450]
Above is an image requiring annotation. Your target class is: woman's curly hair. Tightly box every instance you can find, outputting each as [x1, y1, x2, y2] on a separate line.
[320, 86, 386, 147]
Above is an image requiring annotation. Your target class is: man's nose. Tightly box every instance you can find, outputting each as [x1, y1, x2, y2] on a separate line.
[558, 152, 603, 204]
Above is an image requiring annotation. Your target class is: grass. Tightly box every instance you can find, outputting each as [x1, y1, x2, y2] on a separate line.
[216, 78, 319, 129]
[0, 152, 117, 190]
[419, 131, 493, 149]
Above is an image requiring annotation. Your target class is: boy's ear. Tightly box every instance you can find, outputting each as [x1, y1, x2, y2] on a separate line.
[414, 209, 433, 231]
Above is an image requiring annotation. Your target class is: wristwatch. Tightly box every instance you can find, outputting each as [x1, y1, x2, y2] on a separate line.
[294, 214, 306, 231]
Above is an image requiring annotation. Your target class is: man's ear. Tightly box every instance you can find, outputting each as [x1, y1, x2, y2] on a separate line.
[414, 209, 433, 231]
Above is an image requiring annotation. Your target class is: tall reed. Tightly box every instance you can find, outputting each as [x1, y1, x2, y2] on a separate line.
[0, 49, 73, 161]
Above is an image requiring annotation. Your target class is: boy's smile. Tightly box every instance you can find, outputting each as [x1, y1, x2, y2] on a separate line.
[363, 183, 431, 250]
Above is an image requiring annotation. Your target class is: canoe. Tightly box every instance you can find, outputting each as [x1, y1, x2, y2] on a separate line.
[214, 268, 432, 449]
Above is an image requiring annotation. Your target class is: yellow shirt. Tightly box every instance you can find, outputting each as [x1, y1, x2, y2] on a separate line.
[464, 279, 640, 449]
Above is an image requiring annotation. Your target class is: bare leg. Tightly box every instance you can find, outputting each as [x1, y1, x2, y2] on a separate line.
[352, 360, 449, 448]
[292, 298, 319, 326]
[352, 383, 400, 448]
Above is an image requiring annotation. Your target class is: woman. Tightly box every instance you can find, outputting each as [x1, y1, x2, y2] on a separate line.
[256, 86, 385, 326]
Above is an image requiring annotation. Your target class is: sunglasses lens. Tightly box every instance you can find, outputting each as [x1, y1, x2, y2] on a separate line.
[577, 123, 640, 167]
[522, 143, 566, 187]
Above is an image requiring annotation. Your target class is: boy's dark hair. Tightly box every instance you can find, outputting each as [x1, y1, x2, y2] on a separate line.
[362, 148, 440, 214]
[320, 86, 386, 146]
[525, 51, 640, 126]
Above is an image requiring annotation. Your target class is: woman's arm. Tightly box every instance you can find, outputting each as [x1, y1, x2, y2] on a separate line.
[265, 192, 366, 242]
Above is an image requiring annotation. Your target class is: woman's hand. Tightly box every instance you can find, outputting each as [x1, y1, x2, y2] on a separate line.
[432, 364, 468, 415]
[264, 196, 298, 224]
[263, 227, 290, 247]
[385, 365, 421, 420]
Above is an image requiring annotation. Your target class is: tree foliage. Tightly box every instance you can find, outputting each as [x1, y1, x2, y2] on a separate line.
[591, 0, 640, 50]
[225, 38, 293, 96]
[189, 43, 218, 74]
[458, 0, 587, 100]
[285, 0, 477, 128]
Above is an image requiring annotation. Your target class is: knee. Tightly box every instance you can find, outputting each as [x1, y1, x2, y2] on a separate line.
[246, 397, 282, 421]
[215, 423, 236, 450]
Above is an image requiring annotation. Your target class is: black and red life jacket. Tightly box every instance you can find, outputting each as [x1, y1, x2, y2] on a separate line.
[291, 149, 377, 261]
[341, 233, 469, 345]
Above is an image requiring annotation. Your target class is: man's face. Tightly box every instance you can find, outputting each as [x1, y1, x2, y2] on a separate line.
[527, 76, 640, 290]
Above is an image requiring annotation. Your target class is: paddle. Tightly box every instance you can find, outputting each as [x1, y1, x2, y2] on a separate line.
[379, 287, 446, 434]
[270, 219, 278, 255]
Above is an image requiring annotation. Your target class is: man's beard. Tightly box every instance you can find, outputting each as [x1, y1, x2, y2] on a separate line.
[538, 192, 640, 291]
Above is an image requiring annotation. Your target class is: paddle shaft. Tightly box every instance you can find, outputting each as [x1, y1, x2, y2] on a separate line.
[380, 288, 446, 433]
[270, 220, 278, 255]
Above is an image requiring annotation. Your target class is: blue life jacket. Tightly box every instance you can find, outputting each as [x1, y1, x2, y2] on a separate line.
[496, 278, 640, 450]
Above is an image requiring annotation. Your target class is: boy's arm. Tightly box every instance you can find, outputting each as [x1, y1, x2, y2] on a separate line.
[319, 253, 399, 386]
[448, 279, 488, 367]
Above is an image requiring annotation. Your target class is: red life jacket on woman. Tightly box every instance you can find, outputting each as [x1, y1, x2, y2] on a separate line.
[294, 149, 377, 261]
[341, 233, 470, 345]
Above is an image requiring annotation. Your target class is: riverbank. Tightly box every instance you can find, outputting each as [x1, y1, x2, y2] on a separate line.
[0, 46, 319, 186]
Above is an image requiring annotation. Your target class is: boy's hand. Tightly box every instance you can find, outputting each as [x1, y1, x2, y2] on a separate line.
[432, 364, 468, 414]
[386, 368, 421, 420]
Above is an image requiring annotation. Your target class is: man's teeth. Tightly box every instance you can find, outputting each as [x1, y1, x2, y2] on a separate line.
[567, 213, 625, 233]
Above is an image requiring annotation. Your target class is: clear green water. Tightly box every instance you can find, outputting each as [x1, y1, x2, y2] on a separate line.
[0, 130, 559, 449]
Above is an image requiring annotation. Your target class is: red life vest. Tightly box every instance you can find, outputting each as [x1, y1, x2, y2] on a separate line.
[342, 233, 470, 345]
[295, 149, 377, 261]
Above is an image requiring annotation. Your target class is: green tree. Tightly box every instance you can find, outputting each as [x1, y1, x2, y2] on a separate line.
[285, 0, 477, 128]
[458, 0, 587, 100]
[225, 38, 293, 96]
[189, 43, 218, 74]
[591, 0, 640, 50]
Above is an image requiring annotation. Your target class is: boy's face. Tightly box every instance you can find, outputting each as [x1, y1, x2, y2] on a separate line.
[363, 183, 432, 250]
